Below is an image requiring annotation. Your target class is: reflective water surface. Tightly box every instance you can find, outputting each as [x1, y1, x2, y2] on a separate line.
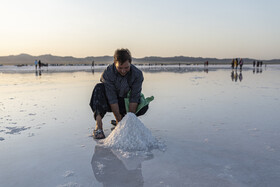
[0, 65, 280, 186]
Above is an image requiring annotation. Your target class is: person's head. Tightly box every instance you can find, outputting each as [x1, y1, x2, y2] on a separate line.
[114, 48, 132, 76]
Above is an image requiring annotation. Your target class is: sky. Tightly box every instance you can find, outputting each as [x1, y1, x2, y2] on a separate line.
[0, 0, 280, 59]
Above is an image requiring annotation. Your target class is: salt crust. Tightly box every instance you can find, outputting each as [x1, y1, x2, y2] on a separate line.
[101, 113, 158, 151]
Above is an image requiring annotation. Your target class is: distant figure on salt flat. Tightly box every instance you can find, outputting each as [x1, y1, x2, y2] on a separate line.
[231, 59, 234, 69]
[235, 58, 238, 69]
[89, 48, 154, 139]
[38, 60, 42, 69]
[239, 58, 244, 70]
[253, 60, 256, 67]
[204, 61, 208, 66]
[34, 59, 38, 69]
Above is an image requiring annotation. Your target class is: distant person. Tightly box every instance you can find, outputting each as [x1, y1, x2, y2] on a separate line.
[260, 61, 263, 67]
[89, 48, 153, 139]
[256, 61, 260, 67]
[38, 60, 42, 69]
[233, 59, 237, 69]
[239, 58, 244, 70]
[35, 60, 38, 69]
[253, 60, 256, 67]
[231, 59, 234, 69]
[235, 58, 238, 69]
[204, 61, 208, 66]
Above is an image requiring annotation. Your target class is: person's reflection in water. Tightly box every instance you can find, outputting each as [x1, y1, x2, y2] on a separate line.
[91, 145, 153, 187]
[234, 70, 238, 82]
[239, 71, 243, 82]
[35, 70, 42, 76]
[204, 67, 208, 73]
[91, 68, 95, 74]
[231, 70, 234, 81]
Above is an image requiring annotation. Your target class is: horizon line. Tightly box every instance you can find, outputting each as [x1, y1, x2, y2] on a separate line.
[1, 53, 279, 61]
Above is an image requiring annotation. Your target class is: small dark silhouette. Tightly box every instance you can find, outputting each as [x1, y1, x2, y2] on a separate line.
[239, 58, 244, 70]
[38, 60, 42, 69]
[38, 60, 48, 69]
[253, 60, 256, 67]
[239, 72, 243, 82]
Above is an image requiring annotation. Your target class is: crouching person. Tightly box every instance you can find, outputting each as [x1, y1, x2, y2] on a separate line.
[89, 49, 153, 139]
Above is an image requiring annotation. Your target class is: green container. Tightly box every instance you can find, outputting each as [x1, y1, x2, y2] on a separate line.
[124, 91, 154, 114]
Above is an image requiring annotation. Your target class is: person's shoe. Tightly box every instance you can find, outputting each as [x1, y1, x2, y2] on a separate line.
[93, 129, 105, 139]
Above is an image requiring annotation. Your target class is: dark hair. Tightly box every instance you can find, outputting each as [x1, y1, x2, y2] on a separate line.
[114, 48, 132, 64]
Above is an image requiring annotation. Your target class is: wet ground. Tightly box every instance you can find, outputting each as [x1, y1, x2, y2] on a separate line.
[0, 65, 280, 187]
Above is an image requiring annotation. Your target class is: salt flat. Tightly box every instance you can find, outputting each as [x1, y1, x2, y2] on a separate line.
[0, 65, 280, 187]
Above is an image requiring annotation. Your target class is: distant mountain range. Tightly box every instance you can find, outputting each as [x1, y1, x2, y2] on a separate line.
[0, 53, 279, 65]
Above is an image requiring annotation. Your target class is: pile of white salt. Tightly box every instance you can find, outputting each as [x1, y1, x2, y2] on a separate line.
[101, 113, 158, 151]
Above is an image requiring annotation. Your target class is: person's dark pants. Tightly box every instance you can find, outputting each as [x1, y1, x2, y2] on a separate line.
[89, 83, 148, 120]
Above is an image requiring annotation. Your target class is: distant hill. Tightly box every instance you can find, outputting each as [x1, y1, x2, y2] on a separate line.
[0, 54, 113, 65]
[0, 53, 279, 65]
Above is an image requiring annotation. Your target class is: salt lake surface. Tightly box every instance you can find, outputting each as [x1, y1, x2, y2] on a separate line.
[0, 65, 280, 187]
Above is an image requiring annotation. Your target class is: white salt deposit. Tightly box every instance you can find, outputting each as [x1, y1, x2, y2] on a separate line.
[63, 170, 75, 177]
[101, 113, 158, 151]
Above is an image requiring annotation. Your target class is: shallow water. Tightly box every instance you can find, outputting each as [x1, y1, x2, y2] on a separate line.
[0, 65, 280, 187]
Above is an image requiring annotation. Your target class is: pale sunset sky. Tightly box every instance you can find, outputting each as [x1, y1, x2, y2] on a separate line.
[0, 0, 279, 59]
